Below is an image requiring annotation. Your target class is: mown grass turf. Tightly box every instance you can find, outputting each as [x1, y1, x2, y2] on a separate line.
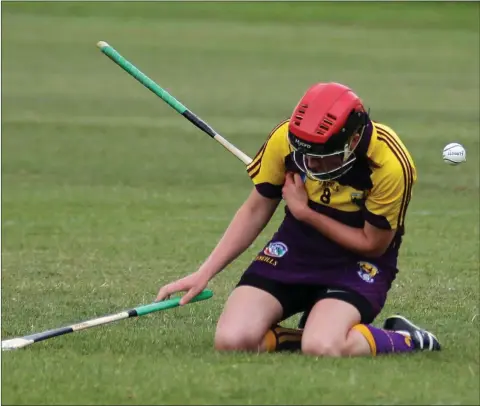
[1, 2, 479, 405]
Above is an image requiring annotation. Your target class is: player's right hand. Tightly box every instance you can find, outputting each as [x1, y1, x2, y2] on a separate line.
[155, 271, 210, 306]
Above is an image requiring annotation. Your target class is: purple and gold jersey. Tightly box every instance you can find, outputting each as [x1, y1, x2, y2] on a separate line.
[244, 119, 416, 312]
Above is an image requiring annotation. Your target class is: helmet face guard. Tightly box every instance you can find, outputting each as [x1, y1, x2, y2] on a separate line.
[288, 110, 368, 181]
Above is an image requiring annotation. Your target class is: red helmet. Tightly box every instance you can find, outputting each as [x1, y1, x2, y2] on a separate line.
[288, 82, 369, 181]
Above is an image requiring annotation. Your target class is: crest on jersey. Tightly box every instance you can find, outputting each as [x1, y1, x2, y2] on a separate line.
[351, 192, 366, 207]
[357, 261, 379, 283]
[264, 242, 288, 258]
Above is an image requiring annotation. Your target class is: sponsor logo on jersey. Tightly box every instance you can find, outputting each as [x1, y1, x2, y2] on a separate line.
[264, 241, 288, 258]
[351, 191, 366, 207]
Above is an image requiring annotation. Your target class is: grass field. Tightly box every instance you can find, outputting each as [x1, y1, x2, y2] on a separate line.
[1, 2, 479, 405]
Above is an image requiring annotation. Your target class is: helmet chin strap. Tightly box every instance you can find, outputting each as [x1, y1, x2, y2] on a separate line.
[304, 155, 356, 181]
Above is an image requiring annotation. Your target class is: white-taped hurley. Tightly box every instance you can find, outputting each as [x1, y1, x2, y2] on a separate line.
[1, 338, 35, 351]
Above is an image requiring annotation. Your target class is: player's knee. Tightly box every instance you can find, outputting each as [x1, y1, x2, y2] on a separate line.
[301, 334, 345, 357]
[214, 326, 260, 352]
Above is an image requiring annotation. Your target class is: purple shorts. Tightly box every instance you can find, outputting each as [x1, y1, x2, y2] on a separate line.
[242, 240, 397, 319]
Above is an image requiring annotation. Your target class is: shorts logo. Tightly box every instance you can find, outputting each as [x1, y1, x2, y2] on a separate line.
[264, 242, 288, 258]
[357, 261, 379, 284]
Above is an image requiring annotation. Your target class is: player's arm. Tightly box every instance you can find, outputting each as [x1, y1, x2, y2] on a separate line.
[298, 207, 395, 257]
[156, 188, 280, 303]
[198, 188, 280, 280]
[156, 122, 287, 304]
[198, 123, 289, 278]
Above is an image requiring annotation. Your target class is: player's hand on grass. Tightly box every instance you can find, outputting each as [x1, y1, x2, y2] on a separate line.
[155, 271, 210, 305]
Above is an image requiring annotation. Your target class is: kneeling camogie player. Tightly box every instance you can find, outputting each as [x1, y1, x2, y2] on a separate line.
[156, 82, 441, 357]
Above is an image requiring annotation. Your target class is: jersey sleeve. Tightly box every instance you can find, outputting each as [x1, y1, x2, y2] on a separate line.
[246, 120, 290, 199]
[364, 161, 416, 230]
